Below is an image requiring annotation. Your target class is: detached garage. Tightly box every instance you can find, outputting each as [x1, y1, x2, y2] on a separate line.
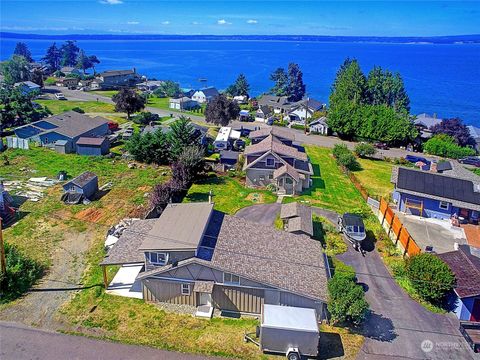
[76, 137, 110, 156]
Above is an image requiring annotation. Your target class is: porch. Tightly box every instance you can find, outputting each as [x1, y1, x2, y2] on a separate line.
[105, 264, 144, 299]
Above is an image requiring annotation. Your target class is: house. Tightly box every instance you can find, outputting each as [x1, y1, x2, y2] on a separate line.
[233, 95, 248, 104]
[62, 171, 98, 200]
[255, 106, 274, 123]
[309, 117, 329, 135]
[249, 127, 295, 146]
[239, 110, 251, 122]
[14, 81, 41, 94]
[213, 127, 241, 151]
[14, 111, 109, 151]
[468, 125, 480, 151]
[96, 69, 141, 90]
[191, 87, 220, 104]
[101, 202, 329, 318]
[258, 95, 292, 114]
[137, 80, 164, 92]
[0, 181, 16, 225]
[437, 245, 480, 322]
[287, 99, 324, 124]
[414, 113, 443, 139]
[56, 77, 79, 88]
[391, 165, 480, 222]
[243, 133, 313, 195]
[60, 66, 82, 76]
[280, 202, 313, 236]
[76, 137, 110, 156]
[169, 97, 199, 111]
[219, 150, 239, 170]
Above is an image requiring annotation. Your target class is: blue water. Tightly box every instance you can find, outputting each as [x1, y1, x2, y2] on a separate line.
[1, 38, 479, 125]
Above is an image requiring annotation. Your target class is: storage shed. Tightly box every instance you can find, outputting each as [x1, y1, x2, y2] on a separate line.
[62, 171, 98, 200]
[76, 137, 109, 156]
[54, 139, 73, 154]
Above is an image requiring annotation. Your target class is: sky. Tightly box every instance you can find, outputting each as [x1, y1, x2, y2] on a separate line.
[1, 1, 479, 36]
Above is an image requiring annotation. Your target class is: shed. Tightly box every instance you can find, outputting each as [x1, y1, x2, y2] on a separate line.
[220, 150, 239, 170]
[76, 137, 110, 156]
[54, 139, 73, 154]
[62, 171, 98, 200]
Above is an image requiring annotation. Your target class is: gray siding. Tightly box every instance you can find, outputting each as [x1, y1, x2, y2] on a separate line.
[212, 285, 264, 314]
[143, 279, 196, 306]
[246, 168, 275, 187]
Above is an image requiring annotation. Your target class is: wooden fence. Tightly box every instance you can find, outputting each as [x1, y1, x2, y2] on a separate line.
[379, 198, 421, 257]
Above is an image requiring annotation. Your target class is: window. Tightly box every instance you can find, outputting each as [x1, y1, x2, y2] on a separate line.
[285, 177, 293, 185]
[259, 175, 265, 181]
[181, 283, 190, 295]
[148, 252, 168, 265]
[268, 174, 274, 180]
[266, 158, 275, 167]
[223, 272, 240, 285]
[439, 201, 449, 210]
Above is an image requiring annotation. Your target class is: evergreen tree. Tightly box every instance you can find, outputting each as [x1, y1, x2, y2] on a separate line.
[168, 116, 201, 159]
[233, 73, 250, 97]
[204, 94, 240, 126]
[287, 62, 306, 102]
[13, 42, 33, 62]
[31, 68, 44, 87]
[269, 67, 288, 96]
[367, 66, 410, 113]
[60, 40, 80, 67]
[112, 88, 146, 119]
[75, 49, 91, 74]
[42, 42, 61, 71]
[88, 55, 100, 74]
[0, 55, 30, 84]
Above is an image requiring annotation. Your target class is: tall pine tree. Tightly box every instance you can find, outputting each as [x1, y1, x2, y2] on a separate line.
[269, 67, 288, 96]
[13, 42, 33, 62]
[287, 62, 306, 102]
[42, 42, 61, 71]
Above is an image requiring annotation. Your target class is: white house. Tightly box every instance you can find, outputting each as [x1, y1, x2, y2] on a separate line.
[255, 105, 274, 124]
[287, 99, 324, 125]
[233, 95, 248, 104]
[169, 97, 199, 111]
[191, 87, 220, 104]
[309, 117, 328, 135]
[213, 127, 241, 151]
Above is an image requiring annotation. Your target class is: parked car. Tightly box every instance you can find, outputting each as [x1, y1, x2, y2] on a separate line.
[108, 122, 119, 131]
[374, 142, 389, 150]
[55, 92, 66, 100]
[459, 156, 480, 167]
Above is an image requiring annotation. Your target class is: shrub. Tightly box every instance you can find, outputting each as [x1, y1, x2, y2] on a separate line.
[354, 143, 376, 158]
[423, 134, 475, 159]
[332, 144, 359, 171]
[405, 253, 455, 303]
[44, 77, 57, 86]
[71, 107, 85, 113]
[132, 111, 159, 125]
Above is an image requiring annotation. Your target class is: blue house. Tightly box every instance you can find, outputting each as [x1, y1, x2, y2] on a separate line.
[76, 137, 110, 156]
[438, 245, 480, 322]
[14, 81, 41, 95]
[391, 166, 480, 222]
[62, 171, 99, 200]
[14, 111, 109, 152]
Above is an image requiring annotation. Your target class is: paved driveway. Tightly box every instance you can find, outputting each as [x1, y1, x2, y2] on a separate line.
[337, 245, 476, 360]
[235, 203, 281, 225]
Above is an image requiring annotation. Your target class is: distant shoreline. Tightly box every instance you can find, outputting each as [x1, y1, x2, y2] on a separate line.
[2, 32, 480, 44]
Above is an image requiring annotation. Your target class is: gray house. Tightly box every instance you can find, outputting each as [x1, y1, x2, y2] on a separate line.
[96, 69, 141, 89]
[62, 171, 98, 200]
[280, 202, 313, 236]
[309, 117, 329, 135]
[101, 202, 329, 318]
[169, 97, 199, 111]
[191, 87, 220, 103]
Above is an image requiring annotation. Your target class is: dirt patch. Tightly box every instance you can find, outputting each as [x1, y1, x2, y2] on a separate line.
[245, 193, 264, 203]
[75, 208, 104, 223]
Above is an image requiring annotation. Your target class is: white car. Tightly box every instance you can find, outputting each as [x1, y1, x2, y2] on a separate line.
[55, 92, 66, 100]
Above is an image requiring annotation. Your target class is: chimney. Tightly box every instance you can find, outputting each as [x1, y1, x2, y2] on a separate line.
[430, 162, 438, 173]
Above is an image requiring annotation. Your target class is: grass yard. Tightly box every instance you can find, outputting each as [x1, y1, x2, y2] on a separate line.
[89, 90, 119, 98]
[147, 97, 205, 117]
[36, 99, 115, 115]
[352, 158, 394, 199]
[319, 324, 365, 360]
[184, 175, 277, 214]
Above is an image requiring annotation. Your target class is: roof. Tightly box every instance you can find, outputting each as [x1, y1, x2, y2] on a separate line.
[100, 69, 136, 77]
[280, 202, 313, 236]
[290, 98, 323, 113]
[76, 137, 107, 146]
[468, 125, 480, 140]
[310, 116, 328, 126]
[55, 140, 69, 146]
[436, 161, 452, 172]
[245, 135, 307, 161]
[414, 113, 443, 129]
[342, 213, 365, 227]
[195, 87, 219, 97]
[100, 220, 156, 265]
[257, 105, 273, 116]
[437, 245, 480, 298]
[14, 81, 40, 89]
[258, 95, 290, 107]
[215, 127, 240, 143]
[220, 150, 239, 161]
[249, 127, 295, 141]
[68, 171, 97, 188]
[262, 304, 319, 332]
[139, 202, 214, 251]
[170, 96, 196, 103]
[273, 163, 300, 182]
[393, 167, 480, 210]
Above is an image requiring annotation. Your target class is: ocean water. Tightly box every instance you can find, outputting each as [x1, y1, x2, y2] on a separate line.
[1, 38, 479, 125]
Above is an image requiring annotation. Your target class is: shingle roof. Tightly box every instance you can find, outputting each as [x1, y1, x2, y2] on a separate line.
[310, 116, 328, 126]
[273, 163, 300, 182]
[280, 202, 313, 236]
[76, 137, 107, 146]
[437, 245, 480, 298]
[414, 113, 443, 129]
[249, 127, 295, 141]
[100, 69, 136, 77]
[197, 87, 219, 97]
[244, 135, 307, 161]
[69, 171, 97, 188]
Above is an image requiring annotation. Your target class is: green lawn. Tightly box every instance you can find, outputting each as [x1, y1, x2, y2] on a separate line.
[353, 158, 394, 199]
[89, 90, 119, 98]
[37, 99, 115, 115]
[184, 175, 277, 214]
[147, 97, 205, 117]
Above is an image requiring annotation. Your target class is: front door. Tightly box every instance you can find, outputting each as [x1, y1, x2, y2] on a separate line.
[470, 299, 480, 322]
[199, 292, 212, 307]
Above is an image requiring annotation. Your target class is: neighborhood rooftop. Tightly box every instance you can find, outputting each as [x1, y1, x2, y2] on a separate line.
[249, 127, 295, 141]
[69, 171, 98, 188]
[280, 202, 314, 236]
[244, 135, 307, 161]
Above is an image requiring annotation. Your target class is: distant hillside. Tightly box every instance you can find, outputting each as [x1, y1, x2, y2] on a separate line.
[2, 32, 480, 44]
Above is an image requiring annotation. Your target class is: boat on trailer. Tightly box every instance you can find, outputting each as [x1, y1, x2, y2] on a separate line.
[337, 213, 366, 249]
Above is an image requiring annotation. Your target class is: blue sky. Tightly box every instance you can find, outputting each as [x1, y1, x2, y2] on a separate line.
[1, 1, 479, 36]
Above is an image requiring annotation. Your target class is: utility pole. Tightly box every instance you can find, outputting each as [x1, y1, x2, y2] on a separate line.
[304, 95, 309, 134]
[0, 217, 6, 275]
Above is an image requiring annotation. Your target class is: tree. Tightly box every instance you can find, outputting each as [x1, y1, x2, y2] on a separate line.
[366, 66, 410, 113]
[60, 40, 80, 67]
[287, 63, 306, 102]
[354, 143, 376, 158]
[406, 253, 455, 303]
[125, 129, 171, 165]
[226, 73, 250, 97]
[88, 55, 100, 74]
[42, 42, 61, 71]
[332, 144, 359, 170]
[112, 88, 146, 120]
[150, 181, 175, 209]
[204, 94, 240, 127]
[172, 145, 205, 187]
[423, 134, 475, 159]
[168, 116, 201, 159]
[153, 80, 181, 98]
[430, 118, 475, 147]
[132, 111, 159, 125]
[75, 49, 92, 74]
[269, 67, 288, 96]
[0, 55, 30, 84]
[13, 42, 33, 62]
[30, 68, 44, 88]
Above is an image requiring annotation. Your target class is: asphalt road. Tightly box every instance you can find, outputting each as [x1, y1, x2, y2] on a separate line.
[235, 203, 281, 224]
[46, 87, 420, 159]
[337, 245, 478, 360]
[0, 321, 215, 360]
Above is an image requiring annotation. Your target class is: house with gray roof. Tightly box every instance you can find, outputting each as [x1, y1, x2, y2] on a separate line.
[309, 117, 329, 135]
[391, 165, 480, 222]
[287, 98, 324, 125]
[280, 202, 313, 236]
[14, 81, 41, 95]
[191, 87, 220, 103]
[414, 113, 443, 139]
[243, 133, 313, 195]
[255, 105, 274, 123]
[468, 125, 480, 151]
[101, 202, 329, 318]
[258, 95, 292, 114]
[96, 68, 141, 89]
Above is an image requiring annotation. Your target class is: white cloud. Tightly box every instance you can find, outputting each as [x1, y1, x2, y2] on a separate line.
[127, 21, 139, 25]
[247, 19, 258, 24]
[100, 0, 123, 5]
[192, 21, 201, 25]
[217, 19, 232, 25]
[161, 21, 170, 25]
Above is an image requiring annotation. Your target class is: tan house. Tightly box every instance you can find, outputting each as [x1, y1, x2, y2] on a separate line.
[101, 202, 329, 318]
